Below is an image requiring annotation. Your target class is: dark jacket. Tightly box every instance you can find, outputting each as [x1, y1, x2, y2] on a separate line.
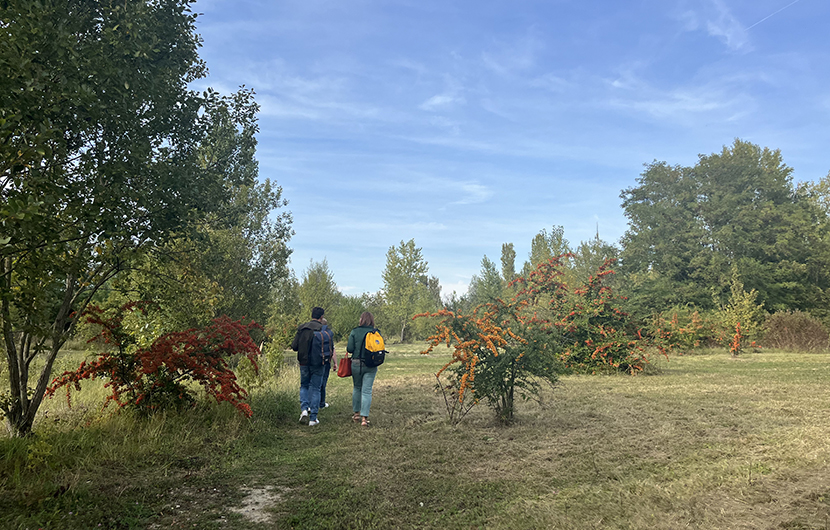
[291, 319, 323, 366]
[347, 325, 374, 360]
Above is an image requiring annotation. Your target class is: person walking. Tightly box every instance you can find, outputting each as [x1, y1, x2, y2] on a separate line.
[291, 306, 326, 426]
[347, 311, 379, 427]
[318, 317, 337, 410]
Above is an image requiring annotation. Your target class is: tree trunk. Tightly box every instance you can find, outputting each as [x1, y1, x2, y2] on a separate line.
[2, 270, 76, 437]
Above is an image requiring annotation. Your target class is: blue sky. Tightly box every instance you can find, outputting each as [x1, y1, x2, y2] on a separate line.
[192, 0, 830, 297]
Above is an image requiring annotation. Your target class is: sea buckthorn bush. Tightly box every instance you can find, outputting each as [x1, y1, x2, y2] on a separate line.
[420, 256, 660, 423]
[48, 303, 261, 417]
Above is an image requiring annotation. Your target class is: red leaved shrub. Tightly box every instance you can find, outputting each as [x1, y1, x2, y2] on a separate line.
[49, 303, 260, 417]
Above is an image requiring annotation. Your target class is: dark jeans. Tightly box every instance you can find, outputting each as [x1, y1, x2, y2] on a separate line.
[299, 364, 324, 420]
[320, 361, 332, 406]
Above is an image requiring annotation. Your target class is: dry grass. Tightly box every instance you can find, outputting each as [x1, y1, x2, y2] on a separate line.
[3, 346, 830, 529]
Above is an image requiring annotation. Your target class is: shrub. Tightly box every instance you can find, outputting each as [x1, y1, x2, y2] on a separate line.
[762, 311, 829, 352]
[419, 257, 661, 424]
[648, 307, 709, 353]
[48, 303, 261, 417]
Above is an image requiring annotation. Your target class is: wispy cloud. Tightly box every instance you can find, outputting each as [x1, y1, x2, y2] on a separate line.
[604, 66, 753, 124]
[673, 0, 751, 51]
[705, 0, 750, 50]
[449, 182, 493, 205]
[419, 93, 466, 111]
[481, 30, 543, 76]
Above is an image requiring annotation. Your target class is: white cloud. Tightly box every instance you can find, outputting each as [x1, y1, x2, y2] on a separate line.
[419, 93, 466, 111]
[441, 279, 470, 298]
[449, 183, 493, 205]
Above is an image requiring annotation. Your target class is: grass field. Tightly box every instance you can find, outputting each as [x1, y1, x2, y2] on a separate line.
[2, 344, 830, 529]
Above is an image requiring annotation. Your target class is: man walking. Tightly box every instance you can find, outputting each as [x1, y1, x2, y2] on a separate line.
[291, 306, 326, 426]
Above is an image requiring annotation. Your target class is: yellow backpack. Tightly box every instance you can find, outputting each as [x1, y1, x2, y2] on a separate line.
[362, 329, 386, 367]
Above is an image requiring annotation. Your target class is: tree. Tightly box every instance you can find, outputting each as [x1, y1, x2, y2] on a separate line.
[0, 0, 237, 436]
[381, 239, 440, 342]
[297, 259, 341, 322]
[620, 139, 830, 319]
[522, 226, 570, 276]
[95, 89, 293, 337]
[467, 255, 503, 306]
[500, 243, 517, 283]
[569, 231, 619, 286]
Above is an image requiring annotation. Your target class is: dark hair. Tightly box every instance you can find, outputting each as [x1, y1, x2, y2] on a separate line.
[358, 311, 374, 327]
[311, 307, 325, 320]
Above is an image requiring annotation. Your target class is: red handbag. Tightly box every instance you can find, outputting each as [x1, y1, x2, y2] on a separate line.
[337, 356, 352, 377]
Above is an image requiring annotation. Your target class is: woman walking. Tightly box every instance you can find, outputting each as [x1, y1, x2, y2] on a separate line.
[347, 311, 379, 426]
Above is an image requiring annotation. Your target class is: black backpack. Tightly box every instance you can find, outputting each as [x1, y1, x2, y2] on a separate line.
[308, 325, 334, 366]
[360, 328, 387, 368]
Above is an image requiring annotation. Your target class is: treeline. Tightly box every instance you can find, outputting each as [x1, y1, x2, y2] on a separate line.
[289, 139, 830, 351]
[454, 139, 830, 351]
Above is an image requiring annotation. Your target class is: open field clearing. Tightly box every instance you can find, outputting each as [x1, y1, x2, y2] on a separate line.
[2, 345, 830, 529]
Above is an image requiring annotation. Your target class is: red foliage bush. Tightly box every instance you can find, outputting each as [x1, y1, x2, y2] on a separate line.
[48, 304, 261, 417]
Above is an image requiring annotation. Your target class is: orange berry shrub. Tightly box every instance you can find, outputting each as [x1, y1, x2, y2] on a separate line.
[48, 303, 261, 417]
[419, 257, 662, 423]
[517, 258, 660, 375]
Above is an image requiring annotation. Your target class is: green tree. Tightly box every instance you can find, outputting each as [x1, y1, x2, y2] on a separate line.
[620, 139, 830, 319]
[381, 239, 440, 342]
[0, 0, 239, 436]
[522, 226, 570, 276]
[96, 89, 292, 337]
[297, 259, 340, 322]
[500, 243, 517, 283]
[569, 231, 619, 286]
[467, 255, 503, 306]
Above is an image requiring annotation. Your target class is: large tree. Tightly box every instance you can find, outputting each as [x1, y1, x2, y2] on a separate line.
[620, 139, 830, 318]
[0, 0, 240, 436]
[381, 239, 440, 342]
[99, 89, 293, 336]
[467, 255, 504, 306]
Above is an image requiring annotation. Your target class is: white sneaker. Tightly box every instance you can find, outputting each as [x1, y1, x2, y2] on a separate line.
[309, 419, 320, 427]
[322, 402, 329, 408]
[299, 409, 309, 422]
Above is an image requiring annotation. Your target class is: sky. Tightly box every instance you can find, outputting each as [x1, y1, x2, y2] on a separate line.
[192, 0, 830, 298]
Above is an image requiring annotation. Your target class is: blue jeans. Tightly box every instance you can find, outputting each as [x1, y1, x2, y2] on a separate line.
[299, 364, 324, 420]
[351, 359, 378, 418]
[320, 361, 331, 407]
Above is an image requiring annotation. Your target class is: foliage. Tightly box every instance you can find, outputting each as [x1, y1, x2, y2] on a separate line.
[420, 256, 657, 423]
[47, 304, 261, 417]
[500, 243, 517, 283]
[467, 255, 504, 307]
[762, 310, 829, 352]
[297, 259, 341, 323]
[521, 225, 570, 277]
[619, 139, 830, 319]
[648, 307, 707, 353]
[729, 323, 743, 356]
[516, 258, 659, 374]
[0, 0, 194, 436]
[715, 265, 765, 347]
[266, 274, 302, 348]
[0, 0, 287, 436]
[420, 301, 563, 423]
[381, 239, 441, 342]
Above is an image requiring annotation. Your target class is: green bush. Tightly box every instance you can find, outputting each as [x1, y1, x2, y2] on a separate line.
[762, 311, 829, 352]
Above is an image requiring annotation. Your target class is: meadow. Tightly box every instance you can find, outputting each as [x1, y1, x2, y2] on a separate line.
[2, 344, 830, 529]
